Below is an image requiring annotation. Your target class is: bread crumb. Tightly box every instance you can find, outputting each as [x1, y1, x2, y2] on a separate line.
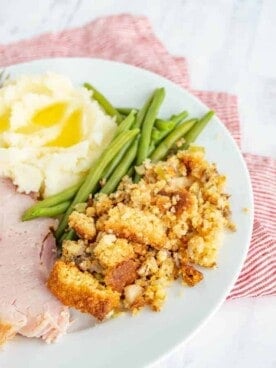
[69, 211, 96, 240]
[94, 234, 134, 268]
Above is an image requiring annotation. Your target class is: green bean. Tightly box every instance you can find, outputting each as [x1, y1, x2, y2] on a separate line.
[22, 179, 84, 220]
[133, 92, 154, 129]
[155, 119, 175, 131]
[60, 229, 76, 242]
[84, 82, 123, 123]
[151, 118, 177, 146]
[180, 111, 214, 150]
[101, 111, 137, 181]
[148, 142, 156, 156]
[22, 201, 71, 221]
[127, 167, 134, 178]
[151, 128, 164, 142]
[171, 110, 188, 124]
[101, 139, 134, 181]
[56, 129, 139, 239]
[134, 88, 165, 182]
[101, 140, 138, 195]
[152, 129, 171, 145]
[150, 119, 197, 162]
[114, 110, 136, 137]
[117, 107, 138, 115]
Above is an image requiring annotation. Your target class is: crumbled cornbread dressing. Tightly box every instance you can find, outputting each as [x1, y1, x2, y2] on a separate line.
[48, 149, 234, 320]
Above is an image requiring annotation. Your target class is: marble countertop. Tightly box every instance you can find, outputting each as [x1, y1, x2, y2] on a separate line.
[0, 1, 275, 367]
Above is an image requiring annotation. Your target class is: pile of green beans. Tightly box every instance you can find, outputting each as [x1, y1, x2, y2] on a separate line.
[22, 83, 215, 244]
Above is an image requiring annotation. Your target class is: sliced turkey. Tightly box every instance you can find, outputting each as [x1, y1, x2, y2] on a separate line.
[0, 178, 69, 345]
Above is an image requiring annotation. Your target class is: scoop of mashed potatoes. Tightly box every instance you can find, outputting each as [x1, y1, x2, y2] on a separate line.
[0, 72, 117, 197]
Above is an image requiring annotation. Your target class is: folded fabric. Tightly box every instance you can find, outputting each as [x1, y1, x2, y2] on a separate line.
[0, 14, 275, 298]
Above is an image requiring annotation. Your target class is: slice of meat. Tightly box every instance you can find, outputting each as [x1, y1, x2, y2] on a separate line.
[0, 178, 70, 345]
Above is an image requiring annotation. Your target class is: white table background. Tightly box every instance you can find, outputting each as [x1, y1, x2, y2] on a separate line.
[0, 1, 275, 367]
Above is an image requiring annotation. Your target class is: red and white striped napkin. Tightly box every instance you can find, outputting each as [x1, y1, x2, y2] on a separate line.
[0, 14, 275, 298]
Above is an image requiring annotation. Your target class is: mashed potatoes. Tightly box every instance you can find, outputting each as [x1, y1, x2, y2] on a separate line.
[0, 73, 116, 197]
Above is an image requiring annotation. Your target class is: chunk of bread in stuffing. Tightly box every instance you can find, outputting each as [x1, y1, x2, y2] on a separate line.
[105, 259, 139, 292]
[181, 264, 203, 286]
[62, 239, 86, 262]
[187, 235, 219, 268]
[47, 260, 120, 320]
[97, 203, 170, 250]
[94, 234, 135, 268]
[68, 211, 96, 240]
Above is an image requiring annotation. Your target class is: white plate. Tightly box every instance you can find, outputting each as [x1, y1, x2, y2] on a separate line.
[0, 58, 254, 368]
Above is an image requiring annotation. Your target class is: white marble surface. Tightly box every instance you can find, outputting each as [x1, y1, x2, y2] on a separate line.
[0, 1, 275, 367]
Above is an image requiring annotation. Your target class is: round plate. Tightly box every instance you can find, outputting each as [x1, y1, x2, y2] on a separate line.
[1, 58, 253, 368]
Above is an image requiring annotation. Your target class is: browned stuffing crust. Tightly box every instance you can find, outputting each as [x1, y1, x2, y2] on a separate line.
[181, 264, 204, 286]
[48, 149, 234, 319]
[97, 204, 170, 250]
[47, 260, 120, 320]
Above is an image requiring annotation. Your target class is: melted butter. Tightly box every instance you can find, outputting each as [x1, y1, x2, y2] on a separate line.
[0, 110, 11, 133]
[1, 102, 83, 148]
[16, 124, 44, 134]
[32, 102, 67, 127]
[16, 102, 67, 134]
[46, 109, 83, 148]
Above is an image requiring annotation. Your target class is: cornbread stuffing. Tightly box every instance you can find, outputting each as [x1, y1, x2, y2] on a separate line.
[48, 148, 234, 320]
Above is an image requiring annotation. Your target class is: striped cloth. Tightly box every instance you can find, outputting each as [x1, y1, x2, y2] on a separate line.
[0, 14, 275, 298]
